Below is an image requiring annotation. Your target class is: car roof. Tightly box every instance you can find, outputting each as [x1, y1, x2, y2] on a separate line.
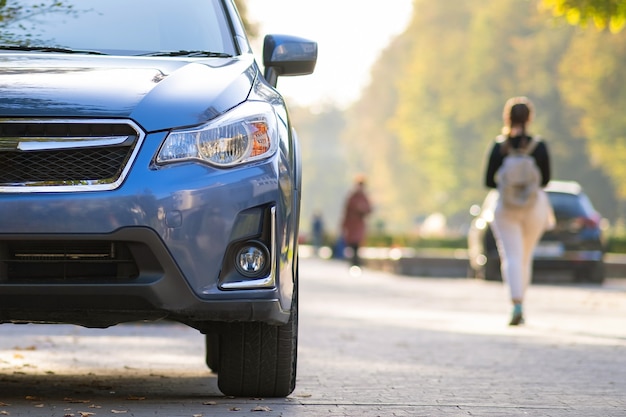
[544, 180, 582, 195]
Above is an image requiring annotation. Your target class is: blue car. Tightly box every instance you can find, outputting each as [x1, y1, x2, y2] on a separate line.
[0, 0, 316, 397]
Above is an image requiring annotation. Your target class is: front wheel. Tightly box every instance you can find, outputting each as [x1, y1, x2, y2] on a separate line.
[216, 292, 298, 397]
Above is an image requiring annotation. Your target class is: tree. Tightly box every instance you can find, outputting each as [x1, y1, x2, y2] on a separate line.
[336, 0, 620, 232]
[0, 1, 78, 45]
[557, 27, 626, 202]
[290, 105, 348, 238]
[234, 0, 258, 38]
[541, 0, 626, 32]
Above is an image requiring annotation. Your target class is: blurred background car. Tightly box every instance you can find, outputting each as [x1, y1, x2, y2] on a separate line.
[467, 180, 607, 283]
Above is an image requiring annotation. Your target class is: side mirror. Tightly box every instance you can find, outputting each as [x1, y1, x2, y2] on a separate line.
[263, 34, 317, 87]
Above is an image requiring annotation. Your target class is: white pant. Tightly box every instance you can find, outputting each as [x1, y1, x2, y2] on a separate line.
[491, 190, 553, 302]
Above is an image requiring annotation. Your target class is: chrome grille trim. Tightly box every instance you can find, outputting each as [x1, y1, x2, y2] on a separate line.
[15, 136, 134, 151]
[0, 119, 145, 193]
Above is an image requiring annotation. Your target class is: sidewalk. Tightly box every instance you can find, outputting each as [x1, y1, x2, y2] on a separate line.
[0, 256, 624, 416]
[295, 257, 626, 417]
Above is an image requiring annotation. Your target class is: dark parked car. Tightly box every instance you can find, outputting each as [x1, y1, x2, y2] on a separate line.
[0, 0, 317, 397]
[468, 181, 606, 283]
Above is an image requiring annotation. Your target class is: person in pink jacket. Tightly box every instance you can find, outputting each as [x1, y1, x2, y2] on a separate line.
[341, 175, 372, 268]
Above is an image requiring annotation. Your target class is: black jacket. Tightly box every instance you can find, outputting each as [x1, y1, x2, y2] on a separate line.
[484, 135, 551, 189]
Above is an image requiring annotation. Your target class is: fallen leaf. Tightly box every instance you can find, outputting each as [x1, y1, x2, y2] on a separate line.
[202, 401, 217, 406]
[251, 406, 272, 412]
[14, 346, 37, 351]
[192, 414, 203, 417]
[111, 410, 127, 414]
[34, 404, 44, 408]
[63, 414, 74, 417]
[0, 402, 9, 406]
[126, 396, 145, 401]
[229, 407, 240, 411]
[24, 396, 41, 401]
[12, 354, 24, 359]
[78, 412, 95, 417]
[64, 398, 91, 404]
[88, 405, 101, 409]
[0, 411, 9, 416]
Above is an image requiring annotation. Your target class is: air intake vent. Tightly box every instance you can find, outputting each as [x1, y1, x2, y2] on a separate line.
[1, 240, 141, 282]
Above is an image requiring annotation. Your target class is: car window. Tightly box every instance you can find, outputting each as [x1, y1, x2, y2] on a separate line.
[548, 192, 585, 218]
[577, 192, 598, 217]
[0, 0, 237, 56]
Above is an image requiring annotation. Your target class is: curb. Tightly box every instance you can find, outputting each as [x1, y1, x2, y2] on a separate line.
[300, 246, 626, 280]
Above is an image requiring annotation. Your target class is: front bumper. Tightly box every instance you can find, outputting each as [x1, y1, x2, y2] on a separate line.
[0, 224, 290, 329]
[0, 130, 296, 328]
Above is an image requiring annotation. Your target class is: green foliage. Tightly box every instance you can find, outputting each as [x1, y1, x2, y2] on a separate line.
[231, 0, 625, 237]
[557, 29, 626, 200]
[294, 0, 624, 236]
[541, 0, 626, 32]
[607, 235, 626, 253]
[290, 105, 349, 238]
[0, 1, 77, 45]
[365, 234, 468, 250]
[234, 0, 258, 38]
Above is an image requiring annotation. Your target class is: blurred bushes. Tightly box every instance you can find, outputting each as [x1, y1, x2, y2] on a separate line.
[607, 236, 626, 253]
[365, 234, 467, 250]
[366, 234, 626, 253]
[313, 232, 626, 253]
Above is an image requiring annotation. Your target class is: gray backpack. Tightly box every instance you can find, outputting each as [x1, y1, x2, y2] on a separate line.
[496, 136, 541, 209]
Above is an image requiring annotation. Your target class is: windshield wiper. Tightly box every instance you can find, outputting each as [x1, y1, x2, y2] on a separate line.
[0, 45, 106, 55]
[139, 50, 233, 58]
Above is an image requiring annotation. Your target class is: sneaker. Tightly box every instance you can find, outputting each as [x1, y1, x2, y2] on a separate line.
[509, 312, 525, 326]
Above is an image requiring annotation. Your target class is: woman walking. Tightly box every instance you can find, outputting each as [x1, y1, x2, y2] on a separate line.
[484, 97, 553, 325]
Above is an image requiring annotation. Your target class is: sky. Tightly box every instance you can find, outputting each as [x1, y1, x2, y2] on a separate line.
[245, 0, 414, 109]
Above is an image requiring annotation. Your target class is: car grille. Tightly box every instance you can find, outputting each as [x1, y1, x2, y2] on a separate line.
[0, 240, 156, 283]
[0, 120, 144, 191]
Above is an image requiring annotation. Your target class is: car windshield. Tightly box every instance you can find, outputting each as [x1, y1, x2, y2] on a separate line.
[0, 0, 237, 56]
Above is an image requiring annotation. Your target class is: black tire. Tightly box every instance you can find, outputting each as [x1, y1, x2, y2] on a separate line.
[205, 334, 220, 373]
[575, 261, 605, 284]
[216, 289, 298, 397]
[589, 261, 605, 284]
[484, 257, 502, 281]
[466, 263, 479, 279]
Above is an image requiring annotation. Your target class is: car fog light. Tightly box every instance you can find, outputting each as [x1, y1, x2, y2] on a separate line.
[235, 243, 269, 277]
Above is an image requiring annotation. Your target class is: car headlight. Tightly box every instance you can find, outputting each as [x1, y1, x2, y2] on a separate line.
[156, 102, 278, 167]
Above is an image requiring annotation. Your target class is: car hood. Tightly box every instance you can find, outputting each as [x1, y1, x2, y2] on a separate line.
[0, 54, 256, 131]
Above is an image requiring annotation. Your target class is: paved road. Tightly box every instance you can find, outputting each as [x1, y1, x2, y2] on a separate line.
[0, 257, 625, 416]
